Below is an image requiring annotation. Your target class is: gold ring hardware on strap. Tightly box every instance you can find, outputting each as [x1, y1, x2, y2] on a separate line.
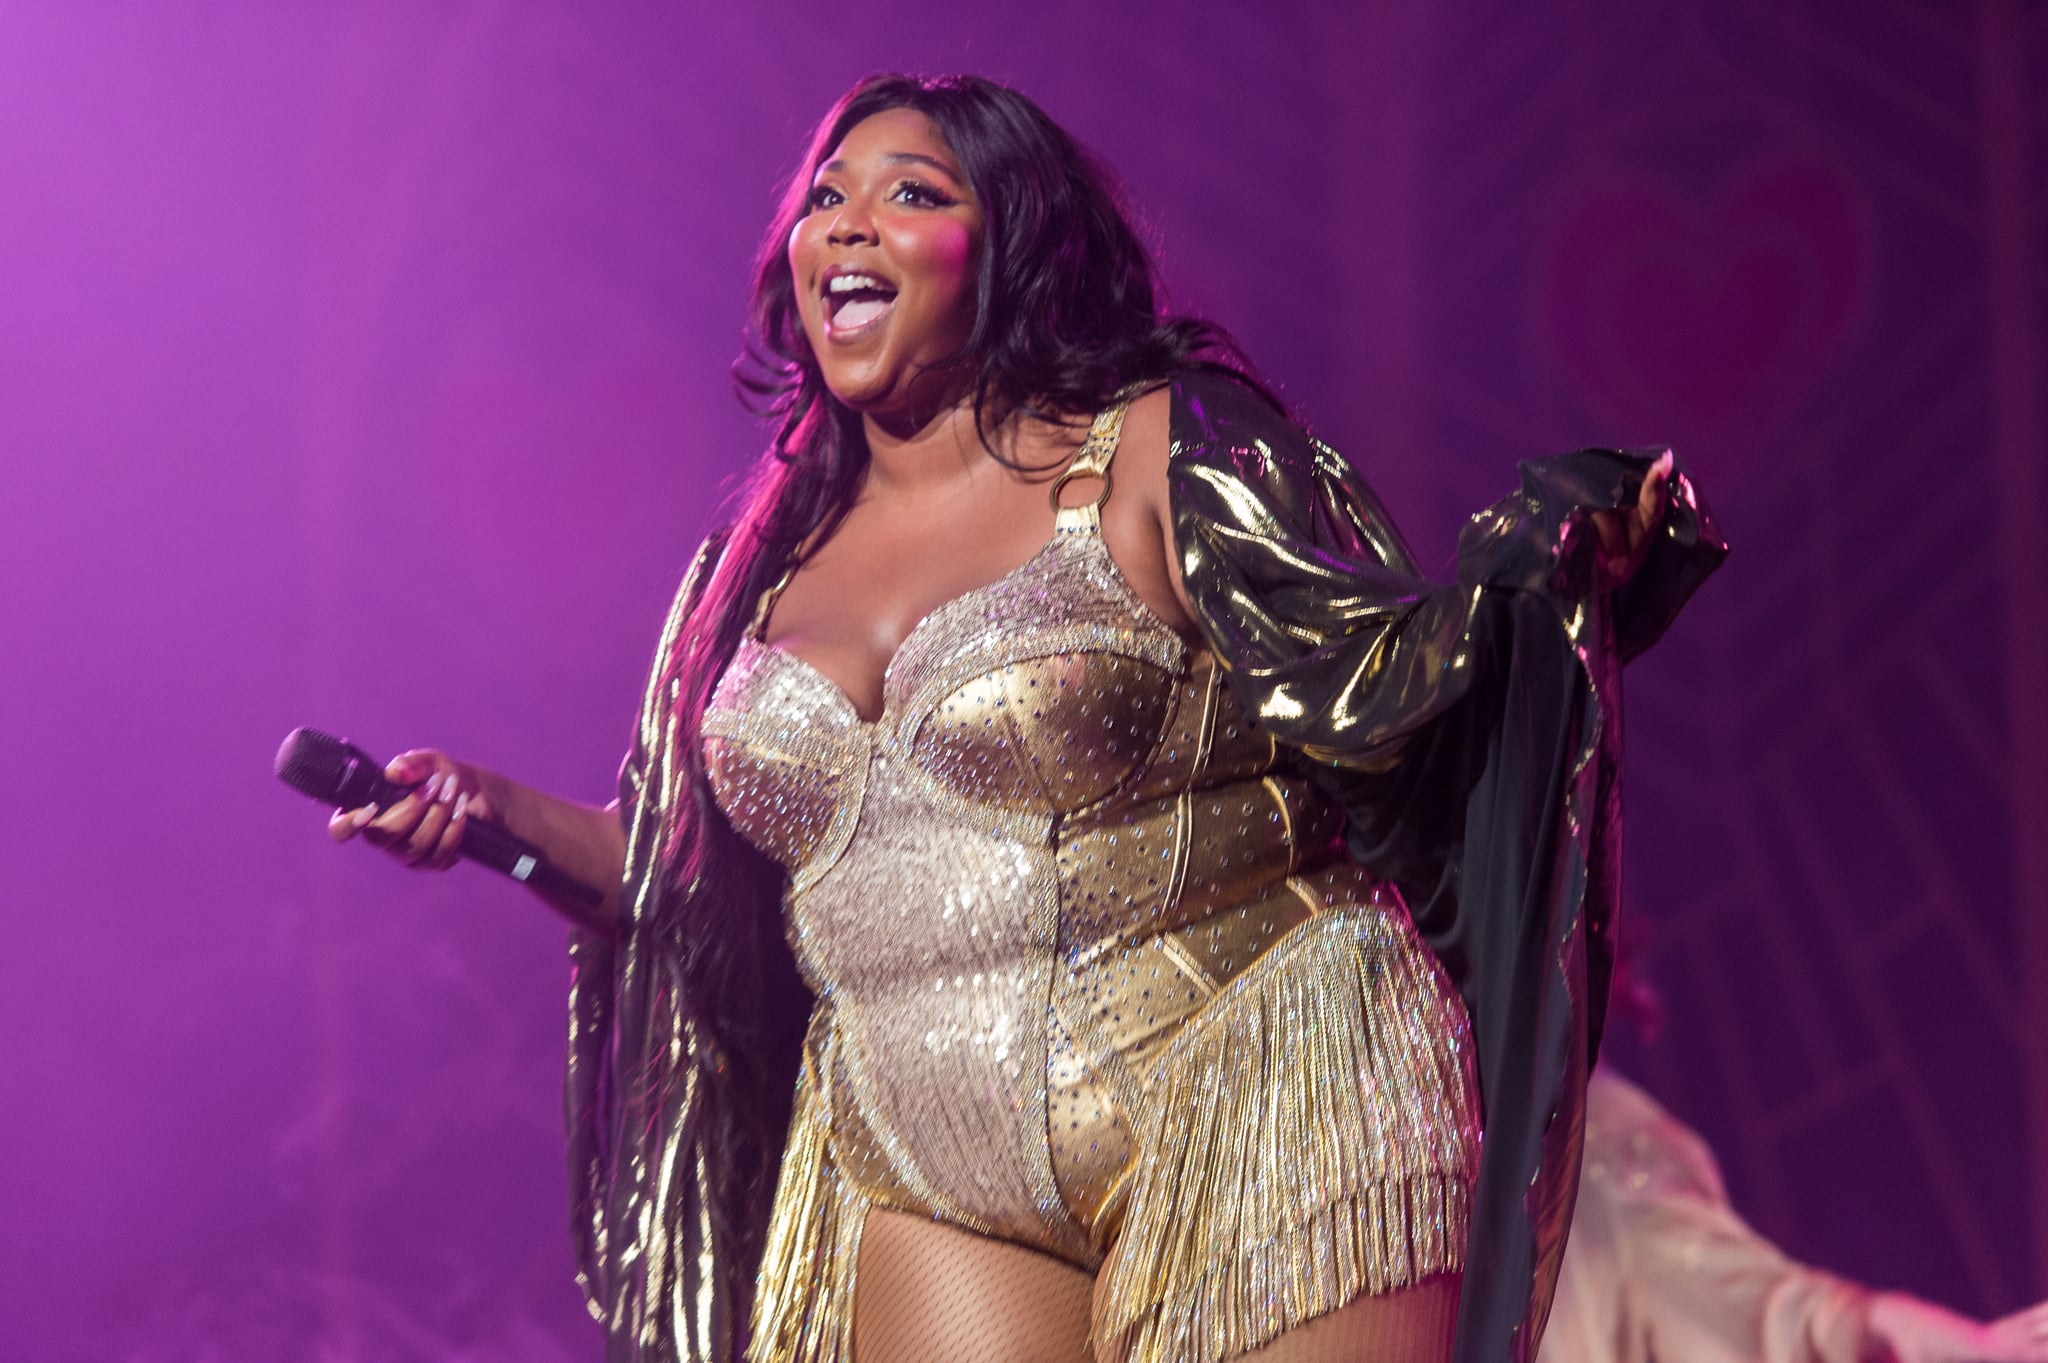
[1048, 464, 1113, 512]
[1047, 397, 1130, 511]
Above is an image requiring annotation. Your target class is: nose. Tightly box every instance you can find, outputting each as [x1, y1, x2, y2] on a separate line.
[827, 198, 875, 246]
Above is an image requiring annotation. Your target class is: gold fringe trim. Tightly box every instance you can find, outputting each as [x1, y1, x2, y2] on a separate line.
[1094, 910, 1477, 1363]
[749, 1049, 865, 1363]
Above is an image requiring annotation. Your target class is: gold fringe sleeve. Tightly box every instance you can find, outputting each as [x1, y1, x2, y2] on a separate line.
[1093, 908, 1478, 1363]
[571, 528, 804, 1362]
[568, 532, 727, 1357]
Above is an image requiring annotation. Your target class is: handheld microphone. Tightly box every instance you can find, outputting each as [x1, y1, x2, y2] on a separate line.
[274, 726, 603, 910]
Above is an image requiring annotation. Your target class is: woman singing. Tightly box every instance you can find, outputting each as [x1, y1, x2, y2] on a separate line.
[331, 73, 1724, 1363]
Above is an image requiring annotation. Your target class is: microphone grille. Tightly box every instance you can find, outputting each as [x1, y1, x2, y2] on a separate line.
[274, 727, 355, 803]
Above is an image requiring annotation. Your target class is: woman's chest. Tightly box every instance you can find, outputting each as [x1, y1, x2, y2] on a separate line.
[700, 528, 1190, 891]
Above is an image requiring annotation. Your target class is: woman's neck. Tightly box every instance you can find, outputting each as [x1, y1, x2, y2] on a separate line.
[860, 395, 989, 497]
[859, 393, 1080, 500]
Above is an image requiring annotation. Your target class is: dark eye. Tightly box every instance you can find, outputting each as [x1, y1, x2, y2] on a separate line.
[892, 180, 955, 208]
[806, 184, 844, 212]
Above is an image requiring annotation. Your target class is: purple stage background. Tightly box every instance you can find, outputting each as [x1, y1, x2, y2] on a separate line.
[3, 3, 2043, 1357]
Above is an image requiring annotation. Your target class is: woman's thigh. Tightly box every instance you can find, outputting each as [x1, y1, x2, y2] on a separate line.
[1229, 1273, 1460, 1363]
[852, 1208, 1096, 1363]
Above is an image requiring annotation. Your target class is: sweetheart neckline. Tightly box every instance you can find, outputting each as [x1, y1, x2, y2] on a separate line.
[747, 538, 1056, 727]
[744, 529, 1180, 727]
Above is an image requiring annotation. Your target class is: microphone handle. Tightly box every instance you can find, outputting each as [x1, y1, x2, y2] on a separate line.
[343, 753, 603, 910]
[447, 813, 604, 909]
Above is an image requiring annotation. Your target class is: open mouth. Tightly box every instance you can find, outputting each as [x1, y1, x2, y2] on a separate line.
[823, 271, 898, 334]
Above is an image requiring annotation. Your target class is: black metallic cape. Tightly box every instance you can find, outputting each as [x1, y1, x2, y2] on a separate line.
[565, 372, 1724, 1362]
[1166, 373, 1724, 1362]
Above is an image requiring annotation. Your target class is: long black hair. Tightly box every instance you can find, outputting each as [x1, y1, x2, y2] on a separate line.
[647, 72, 1260, 1333]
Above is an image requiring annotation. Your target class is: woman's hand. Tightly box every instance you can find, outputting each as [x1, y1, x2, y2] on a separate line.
[1868, 1292, 2048, 1363]
[1587, 451, 1675, 593]
[325, 749, 625, 933]
[326, 749, 494, 873]
[1978, 1300, 2048, 1362]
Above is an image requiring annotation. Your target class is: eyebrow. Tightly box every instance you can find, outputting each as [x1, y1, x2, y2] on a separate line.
[817, 151, 966, 184]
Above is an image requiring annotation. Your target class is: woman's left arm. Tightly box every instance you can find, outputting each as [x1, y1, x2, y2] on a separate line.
[1144, 373, 1724, 768]
[1126, 369, 1727, 1363]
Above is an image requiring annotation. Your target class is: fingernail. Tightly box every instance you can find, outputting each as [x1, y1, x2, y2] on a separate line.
[439, 778, 458, 805]
[353, 804, 379, 829]
[452, 792, 470, 821]
[421, 772, 443, 801]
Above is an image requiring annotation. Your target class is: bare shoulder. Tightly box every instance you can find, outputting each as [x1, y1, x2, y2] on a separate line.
[1099, 383, 1196, 631]
[1110, 383, 1174, 521]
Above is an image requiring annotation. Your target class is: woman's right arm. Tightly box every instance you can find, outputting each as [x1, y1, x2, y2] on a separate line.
[325, 530, 737, 940]
[327, 751, 626, 936]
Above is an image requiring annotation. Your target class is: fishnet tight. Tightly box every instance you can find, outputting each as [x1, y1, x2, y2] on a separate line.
[849, 1209, 1459, 1363]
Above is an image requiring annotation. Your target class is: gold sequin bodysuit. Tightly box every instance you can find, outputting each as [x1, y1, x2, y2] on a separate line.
[701, 403, 1482, 1363]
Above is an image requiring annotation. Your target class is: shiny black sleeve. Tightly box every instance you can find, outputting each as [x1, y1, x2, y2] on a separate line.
[1166, 371, 1726, 1363]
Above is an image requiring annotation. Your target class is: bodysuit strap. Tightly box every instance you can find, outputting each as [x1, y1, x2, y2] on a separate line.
[1049, 390, 1136, 529]
[748, 560, 795, 641]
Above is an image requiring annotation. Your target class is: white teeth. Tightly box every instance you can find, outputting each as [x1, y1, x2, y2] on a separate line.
[827, 273, 886, 294]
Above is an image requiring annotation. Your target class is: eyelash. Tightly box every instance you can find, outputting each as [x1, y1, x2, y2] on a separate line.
[894, 181, 955, 207]
[806, 180, 956, 212]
